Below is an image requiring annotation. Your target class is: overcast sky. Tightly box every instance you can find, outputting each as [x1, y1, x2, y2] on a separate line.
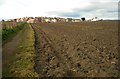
[0, 0, 119, 20]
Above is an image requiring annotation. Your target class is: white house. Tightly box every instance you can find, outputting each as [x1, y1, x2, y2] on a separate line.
[51, 18, 57, 22]
[45, 18, 50, 22]
[71, 18, 81, 22]
[91, 17, 101, 21]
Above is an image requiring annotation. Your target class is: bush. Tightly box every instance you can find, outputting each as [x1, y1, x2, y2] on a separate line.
[2, 22, 27, 41]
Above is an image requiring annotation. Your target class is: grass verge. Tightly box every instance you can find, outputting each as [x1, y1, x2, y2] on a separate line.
[2, 22, 26, 45]
[2, 24, 38, 77]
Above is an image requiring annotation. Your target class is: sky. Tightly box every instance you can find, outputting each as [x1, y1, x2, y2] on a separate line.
[0, 0, 119, 20]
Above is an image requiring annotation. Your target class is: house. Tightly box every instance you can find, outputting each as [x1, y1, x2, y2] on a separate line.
[5, 16, 91, 23]
[27, 18, 35, 23]
[66, 18, 72, 22]
[61, 18, 66, 22]
[72, 19, 81, 22]
[91, 17, 102, 21]
[44, 17, 51, 23]
[75, 19, 81, 22]
[51, 18, 57, 22]
[0, 21, 2, 29]
[16, 18, 21, 22]
[34, 17, 42, 23]
[55, 17, 61, 22]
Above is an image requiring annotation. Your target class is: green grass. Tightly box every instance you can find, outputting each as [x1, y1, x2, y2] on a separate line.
[2, 22, 26, 45]
[2, 24, 38, 77]
[0, 30, 2, 47]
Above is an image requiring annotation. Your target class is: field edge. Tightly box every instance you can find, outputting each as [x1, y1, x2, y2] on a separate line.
[2, 23, 38, 77]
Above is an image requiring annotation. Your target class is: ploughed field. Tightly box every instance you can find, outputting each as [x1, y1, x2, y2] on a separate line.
[31, 21, 118, 77]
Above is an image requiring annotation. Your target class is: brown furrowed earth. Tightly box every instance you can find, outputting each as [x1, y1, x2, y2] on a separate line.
[31, 21, 118, 77]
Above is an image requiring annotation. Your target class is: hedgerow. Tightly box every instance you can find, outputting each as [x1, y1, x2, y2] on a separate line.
[2, 22, 26, 41]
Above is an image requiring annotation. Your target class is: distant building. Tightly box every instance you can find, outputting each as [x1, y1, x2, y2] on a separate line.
[44, 17, 51, 23]
[73, 19, 81, 22]
[90, 17, 103, 21]
[27, 18, 35, 23]
[0, 21, 2, 29]
[50, 18, 57, 22]
[91, 17, 98, 21]
[4, 16, 95, 23]
[66, 18, 73, 22]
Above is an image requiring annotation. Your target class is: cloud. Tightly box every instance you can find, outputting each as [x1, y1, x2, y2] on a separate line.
[0, 0, 6, 6]
[58, 12, 80, 18]
[47, 1, 118, 19]
[0, 0, 119, 19]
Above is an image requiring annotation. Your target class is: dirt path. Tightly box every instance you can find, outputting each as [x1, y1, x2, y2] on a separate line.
[2, 29, 23, 58]
[2, 24, 38, 77]
[2, 28, 25, 76]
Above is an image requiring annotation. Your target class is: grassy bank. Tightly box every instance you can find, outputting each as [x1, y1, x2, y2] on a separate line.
[2, 22, 26, 45]
[2, 24, 38, 77]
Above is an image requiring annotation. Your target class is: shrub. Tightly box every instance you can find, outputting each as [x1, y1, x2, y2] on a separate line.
[2, 22, 27, 41]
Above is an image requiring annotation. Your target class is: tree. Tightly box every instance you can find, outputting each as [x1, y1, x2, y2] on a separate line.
[2, 19, 5, 22]
[81, 17, 85, 21]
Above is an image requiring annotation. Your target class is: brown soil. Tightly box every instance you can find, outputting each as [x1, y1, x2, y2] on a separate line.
[31, 21, 118, 77]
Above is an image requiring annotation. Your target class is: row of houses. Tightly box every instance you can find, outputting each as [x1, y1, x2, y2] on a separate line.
[7, 17, 102, 23]
[88, 17, 103, 21]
